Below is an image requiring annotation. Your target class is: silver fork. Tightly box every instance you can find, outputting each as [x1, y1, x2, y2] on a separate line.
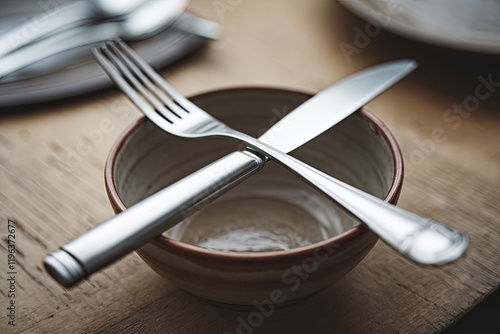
[97, 40, 469, 261]
[44, 40, 468, 287]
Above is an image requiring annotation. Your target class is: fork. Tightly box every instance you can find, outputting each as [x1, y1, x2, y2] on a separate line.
[44, 40, 468, 287]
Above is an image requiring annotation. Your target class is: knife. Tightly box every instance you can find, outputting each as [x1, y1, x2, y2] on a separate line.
[44, 60, 417, 287]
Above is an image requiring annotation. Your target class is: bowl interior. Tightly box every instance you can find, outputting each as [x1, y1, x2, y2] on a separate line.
[109, 88, 400, 253]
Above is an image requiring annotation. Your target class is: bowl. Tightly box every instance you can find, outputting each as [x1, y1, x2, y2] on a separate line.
[105, 87, 403, 308]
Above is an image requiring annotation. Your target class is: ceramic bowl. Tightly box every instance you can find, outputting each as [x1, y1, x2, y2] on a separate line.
[105, 87, 403, 308]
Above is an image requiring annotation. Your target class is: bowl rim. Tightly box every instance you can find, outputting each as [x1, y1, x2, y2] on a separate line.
[104, 86, 404, 262]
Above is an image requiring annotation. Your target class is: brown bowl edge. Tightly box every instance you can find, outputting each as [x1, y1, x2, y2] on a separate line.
[104, 86, 404, 263]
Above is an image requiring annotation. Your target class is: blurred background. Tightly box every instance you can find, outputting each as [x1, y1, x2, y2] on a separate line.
[0, 0, 498, 333]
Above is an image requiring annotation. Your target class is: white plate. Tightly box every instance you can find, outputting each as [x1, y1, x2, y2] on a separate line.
[338, 0, 500, 54]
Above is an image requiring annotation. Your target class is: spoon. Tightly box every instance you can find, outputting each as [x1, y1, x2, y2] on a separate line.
[0, 0, 150, 58]
[0, 0, 194, 80]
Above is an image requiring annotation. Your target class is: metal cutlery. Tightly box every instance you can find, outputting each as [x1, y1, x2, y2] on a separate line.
[44, 41, 467, 288]
[0, 0, 199, 80]
[96, 41, 469, 266]
[0, 0, 153, 58]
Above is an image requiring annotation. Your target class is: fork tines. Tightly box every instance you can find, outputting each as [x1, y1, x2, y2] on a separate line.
[92, 39, 189, 129]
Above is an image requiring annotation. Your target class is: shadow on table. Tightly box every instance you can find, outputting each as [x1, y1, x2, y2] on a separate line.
[442, 288, 500, 334]
[97, 277, 362, 334]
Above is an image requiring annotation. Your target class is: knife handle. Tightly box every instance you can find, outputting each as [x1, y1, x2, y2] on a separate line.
[44, 150, 265, 287]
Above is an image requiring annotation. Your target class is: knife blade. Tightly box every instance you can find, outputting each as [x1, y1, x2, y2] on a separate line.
[259, 59, 416, 151]
[43, 60, 417, 287]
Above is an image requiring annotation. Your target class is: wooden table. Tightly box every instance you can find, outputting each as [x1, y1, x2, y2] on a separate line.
[1, 0, 499, 333]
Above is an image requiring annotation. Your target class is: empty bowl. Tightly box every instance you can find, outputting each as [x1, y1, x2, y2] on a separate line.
[105, 87, 403, 308]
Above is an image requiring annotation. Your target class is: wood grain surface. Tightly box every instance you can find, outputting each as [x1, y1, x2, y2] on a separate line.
[1, 0, 499, 333]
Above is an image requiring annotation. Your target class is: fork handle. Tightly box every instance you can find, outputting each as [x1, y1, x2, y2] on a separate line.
[234, 134, 469, 266]
[44, 150, 265, 287]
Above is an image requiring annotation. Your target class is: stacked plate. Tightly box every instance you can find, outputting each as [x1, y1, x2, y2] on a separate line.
[0, 0, 215, 108]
